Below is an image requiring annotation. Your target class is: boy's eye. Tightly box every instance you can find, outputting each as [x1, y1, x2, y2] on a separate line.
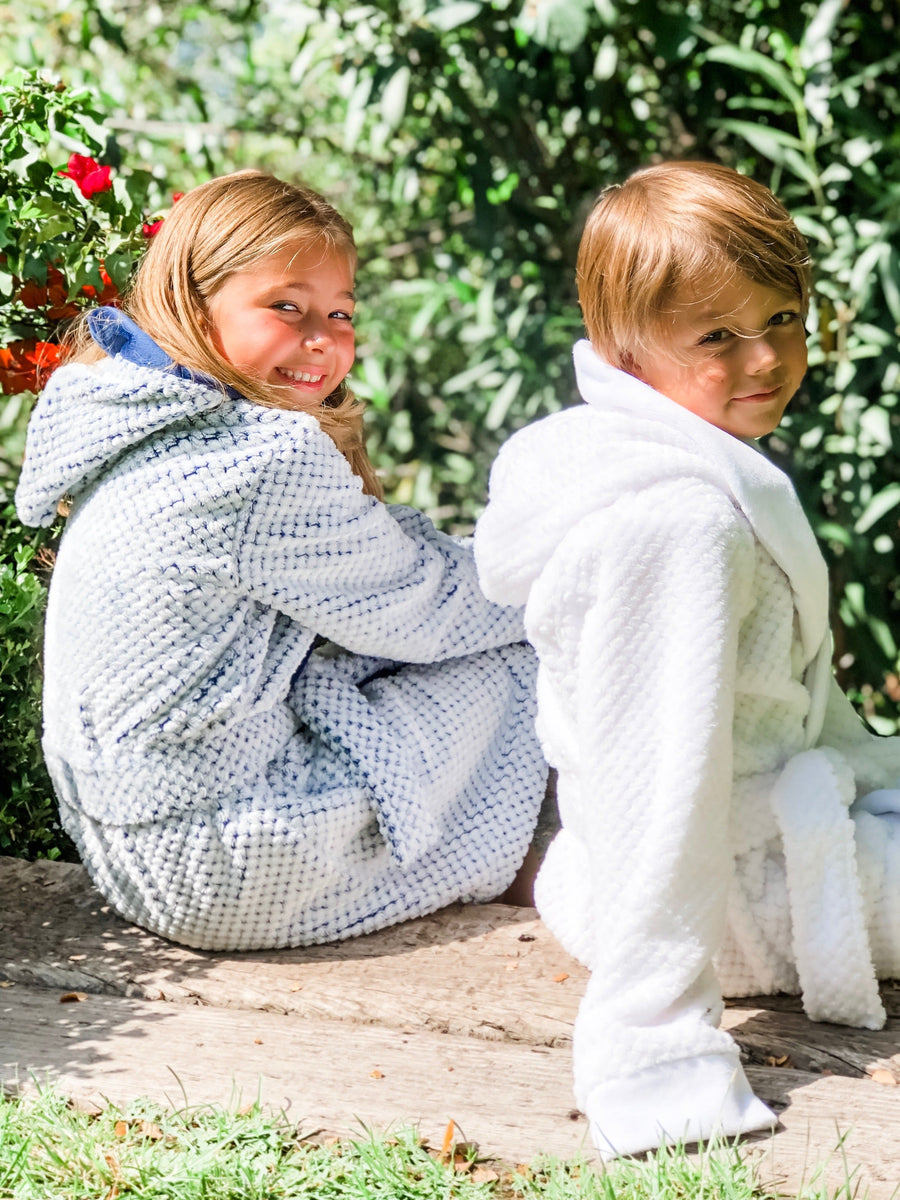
[273, 302, 300, 313]
[768, 310, 800, 328]
[330, 310, 354, 322]
[698, 328, 731, 346]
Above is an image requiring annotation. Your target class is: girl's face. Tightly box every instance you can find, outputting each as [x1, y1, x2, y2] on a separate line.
[632, 274, 808, 440]
[207, 242, 356, 408]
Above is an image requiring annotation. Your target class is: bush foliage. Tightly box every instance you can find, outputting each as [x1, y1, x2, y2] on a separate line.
[2, 0, 899, 858]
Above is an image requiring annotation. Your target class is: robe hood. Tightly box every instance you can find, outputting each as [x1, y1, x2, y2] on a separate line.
[15, 310, 231, 528]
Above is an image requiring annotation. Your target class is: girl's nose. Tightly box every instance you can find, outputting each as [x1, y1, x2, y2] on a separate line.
[302, 320, 331, 348]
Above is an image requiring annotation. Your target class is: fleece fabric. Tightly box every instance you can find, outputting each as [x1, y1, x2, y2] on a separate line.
[474, 340, 900, 1159]
[16, 350, 547, 951]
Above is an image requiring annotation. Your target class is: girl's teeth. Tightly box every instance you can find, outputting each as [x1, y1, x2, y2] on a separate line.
[281, 369, 324, 383]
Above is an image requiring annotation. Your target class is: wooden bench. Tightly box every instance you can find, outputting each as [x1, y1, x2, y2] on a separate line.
[2, 855, 900, 1195]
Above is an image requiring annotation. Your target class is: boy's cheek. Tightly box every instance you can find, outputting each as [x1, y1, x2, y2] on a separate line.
[701, 361, 728, 384]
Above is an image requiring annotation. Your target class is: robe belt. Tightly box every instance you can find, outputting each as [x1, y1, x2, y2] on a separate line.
[769, 746, 885, 1031]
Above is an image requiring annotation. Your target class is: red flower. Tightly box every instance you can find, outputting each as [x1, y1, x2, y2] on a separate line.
[172, 192, 184, 203]
[15, 266, 79, 319]
[81, 266, 119, 305]
[142, 219, 164, 238]
[0, 340, 63, 396]
[58, 153, 113, 198]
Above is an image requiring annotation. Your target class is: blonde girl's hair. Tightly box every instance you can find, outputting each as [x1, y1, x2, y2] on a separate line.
[66, 170, 382, 498]
[576, 161, 811, 370]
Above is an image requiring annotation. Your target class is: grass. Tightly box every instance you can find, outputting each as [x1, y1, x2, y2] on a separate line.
[0, 1088, 873, 1200]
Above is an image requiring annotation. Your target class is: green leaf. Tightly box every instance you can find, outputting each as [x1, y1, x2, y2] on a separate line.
[443, 356, 501, 394]
[425, 2, 483, 32]
[712, 119, 820, 188]
[878, 248, 900, 327]
[485, 371, 522, 430]
[380, 65, 410, 131]
[704, 44, 805, 114]
[855, 483, 900, 534]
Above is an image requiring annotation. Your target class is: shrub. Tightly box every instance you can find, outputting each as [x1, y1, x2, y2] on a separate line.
[0, 70, 161, 857]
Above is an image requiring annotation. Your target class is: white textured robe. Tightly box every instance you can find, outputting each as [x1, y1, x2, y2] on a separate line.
[474, 340, 900, 1158]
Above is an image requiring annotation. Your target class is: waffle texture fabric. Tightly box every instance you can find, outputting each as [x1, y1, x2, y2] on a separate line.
[474, 340, 900, 1159]
[16, 353, 547, 951]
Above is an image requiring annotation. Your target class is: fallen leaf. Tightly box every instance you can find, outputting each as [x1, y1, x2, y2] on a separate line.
[114, 1120, 128, 1138]
[553, 972, 569, 984]
[472, 1166, 500, 1183]
[253, 1038, 263, 1045]
[104, 1149, 122, 1187]
[0, 981, 14, 988]
[369, 1069, 383, 1079]
[59, 992, 87, 1003]
[764, 1054, 793, 1068]
[441, 1118, 456, 1161]
[68, 1096, 104, 1117]
[504, 961, 519, 971]
[870, 1068, 897, 1086]
[137, 1121, 165, 1140]
[517, 933, 536, 942]
[453, 1142, 478, 1166]
[68, 954, 87, 961]
[289, 985, 303, 992]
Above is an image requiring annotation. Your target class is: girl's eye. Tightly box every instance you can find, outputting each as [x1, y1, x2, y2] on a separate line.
[769, 310, 800, 328]
[273, 302, 300, 313]
[330, 310, 354, 322]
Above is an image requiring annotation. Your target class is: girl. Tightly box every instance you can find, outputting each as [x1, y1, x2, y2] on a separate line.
[474, 162, 900, 1158]
[15, 170, 547, 951]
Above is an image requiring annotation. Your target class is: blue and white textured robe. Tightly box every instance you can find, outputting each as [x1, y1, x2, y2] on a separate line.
[15, 350, 547, 951]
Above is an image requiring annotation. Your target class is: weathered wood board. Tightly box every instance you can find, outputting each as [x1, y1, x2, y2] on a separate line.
[3, 856, 900, 1197]
[0, 857, 584, 1045]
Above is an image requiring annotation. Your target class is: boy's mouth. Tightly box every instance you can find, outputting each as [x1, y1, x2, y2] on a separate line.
[733, 384, 780, 403]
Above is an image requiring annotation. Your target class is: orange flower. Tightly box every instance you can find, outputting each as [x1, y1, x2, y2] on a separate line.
[0, 340, 64, 395]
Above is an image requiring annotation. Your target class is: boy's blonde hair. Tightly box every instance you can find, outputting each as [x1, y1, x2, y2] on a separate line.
[576, 161, 811, 369]
[69, 170, 381, 497]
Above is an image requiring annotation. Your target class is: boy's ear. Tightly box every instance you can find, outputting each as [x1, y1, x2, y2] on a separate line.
[620, 350, 642, 379]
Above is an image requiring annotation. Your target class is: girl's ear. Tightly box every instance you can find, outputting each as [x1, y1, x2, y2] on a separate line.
[620, 350, 642, 379]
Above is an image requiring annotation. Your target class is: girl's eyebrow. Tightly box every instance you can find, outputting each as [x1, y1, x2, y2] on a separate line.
[272, 280, 356, 301]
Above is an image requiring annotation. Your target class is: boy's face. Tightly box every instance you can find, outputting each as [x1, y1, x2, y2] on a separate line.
[631, 275, 807, 440]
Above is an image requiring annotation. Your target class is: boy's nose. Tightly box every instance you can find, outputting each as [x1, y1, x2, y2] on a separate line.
[747, 334, 779, 373]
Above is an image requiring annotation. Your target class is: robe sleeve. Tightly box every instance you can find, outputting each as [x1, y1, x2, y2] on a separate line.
[528, 476, 776, 1158]
[232, 429, 525, 661]
[817, 675, 900, 793]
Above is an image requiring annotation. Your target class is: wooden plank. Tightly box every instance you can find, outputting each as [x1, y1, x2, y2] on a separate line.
[723, 1007, 900, 1080]
[4, 984, 900, 1197]
[1, 983, 589, 1163]
[0, 857, 585, 1045]
[742, 1065, 900, 1199]
[6, 858, 900, 1192]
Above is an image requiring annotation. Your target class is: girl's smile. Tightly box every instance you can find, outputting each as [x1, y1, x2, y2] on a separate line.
[207, 243, 356, 408]
[632, 275, 808, 440]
